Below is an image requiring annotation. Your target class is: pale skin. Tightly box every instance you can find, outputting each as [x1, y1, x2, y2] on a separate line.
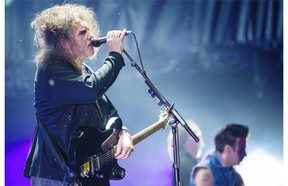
[62, 21, 133, 160]
[193, 138, 246, 186]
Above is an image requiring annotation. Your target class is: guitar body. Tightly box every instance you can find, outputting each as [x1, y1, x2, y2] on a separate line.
[73, 126, 125, 184]
[70, 113, 169, 184]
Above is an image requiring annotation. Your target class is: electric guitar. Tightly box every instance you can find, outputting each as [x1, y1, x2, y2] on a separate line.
[73, 112, 170, 183]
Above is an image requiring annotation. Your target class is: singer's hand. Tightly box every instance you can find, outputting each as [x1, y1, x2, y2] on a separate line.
[115, 130, 134, 159]
[106, 29, 127, 54]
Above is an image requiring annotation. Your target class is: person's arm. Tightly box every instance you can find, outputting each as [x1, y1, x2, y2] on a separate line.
[43, 52, 125, 104]
[193, 168, 213, 186]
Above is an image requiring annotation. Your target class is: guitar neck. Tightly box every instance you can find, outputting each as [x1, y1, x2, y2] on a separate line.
[132, 119, 167, 145]
[111, 119, 166, 154]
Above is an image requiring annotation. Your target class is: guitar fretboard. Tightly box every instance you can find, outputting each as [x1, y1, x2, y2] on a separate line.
[132, 119, 167, 145]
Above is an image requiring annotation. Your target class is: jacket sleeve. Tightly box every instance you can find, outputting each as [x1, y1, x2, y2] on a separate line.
[41, 52, 125, 104]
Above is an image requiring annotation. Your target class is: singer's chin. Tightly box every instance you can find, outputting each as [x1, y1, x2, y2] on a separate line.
[88, 48, 98, 60]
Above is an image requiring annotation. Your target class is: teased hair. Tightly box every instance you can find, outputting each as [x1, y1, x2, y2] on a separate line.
[31, 4, 99, 65]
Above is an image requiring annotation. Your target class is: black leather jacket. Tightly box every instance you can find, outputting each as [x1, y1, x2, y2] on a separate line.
[24, 52, 125, 182]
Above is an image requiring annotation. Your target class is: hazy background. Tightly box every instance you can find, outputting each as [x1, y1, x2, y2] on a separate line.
[5, 0, 283, 185]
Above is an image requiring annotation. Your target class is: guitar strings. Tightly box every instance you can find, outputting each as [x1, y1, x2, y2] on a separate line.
[91, 148, 115, 169]
[91, 126, 164, 169]
[89, 120, 167, 171]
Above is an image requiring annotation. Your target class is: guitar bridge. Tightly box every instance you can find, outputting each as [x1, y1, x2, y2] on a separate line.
[80, 155, 101, 178]
[79, 155, 125, 180]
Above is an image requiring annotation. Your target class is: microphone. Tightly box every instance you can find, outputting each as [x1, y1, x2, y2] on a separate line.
[92, 31, 132, 47]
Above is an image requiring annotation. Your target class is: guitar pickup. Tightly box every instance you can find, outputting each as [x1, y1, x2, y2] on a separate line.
[80, 161, 90, 178]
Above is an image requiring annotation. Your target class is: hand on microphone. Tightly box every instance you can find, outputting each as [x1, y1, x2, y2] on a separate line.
[106, 29, 127, 54]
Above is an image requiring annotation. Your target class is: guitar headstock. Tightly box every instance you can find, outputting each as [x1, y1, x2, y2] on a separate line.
[158, 109, 171, 129]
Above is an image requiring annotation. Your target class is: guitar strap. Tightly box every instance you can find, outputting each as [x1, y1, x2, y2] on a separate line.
[38, 119, 78, 185]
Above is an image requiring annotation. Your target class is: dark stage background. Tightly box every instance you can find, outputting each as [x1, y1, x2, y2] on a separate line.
[5, 0, 283, 186]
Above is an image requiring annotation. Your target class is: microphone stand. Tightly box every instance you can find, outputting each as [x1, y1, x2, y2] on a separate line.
[123, 50, 199, 186]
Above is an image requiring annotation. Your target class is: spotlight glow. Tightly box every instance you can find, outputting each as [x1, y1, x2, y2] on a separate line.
[236, 148, 283, 186]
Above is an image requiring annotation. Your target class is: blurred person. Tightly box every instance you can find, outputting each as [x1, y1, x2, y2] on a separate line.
[23, 4, 134, 186]
[190, 124, 249, 186]
[167, 120, 205, 186]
